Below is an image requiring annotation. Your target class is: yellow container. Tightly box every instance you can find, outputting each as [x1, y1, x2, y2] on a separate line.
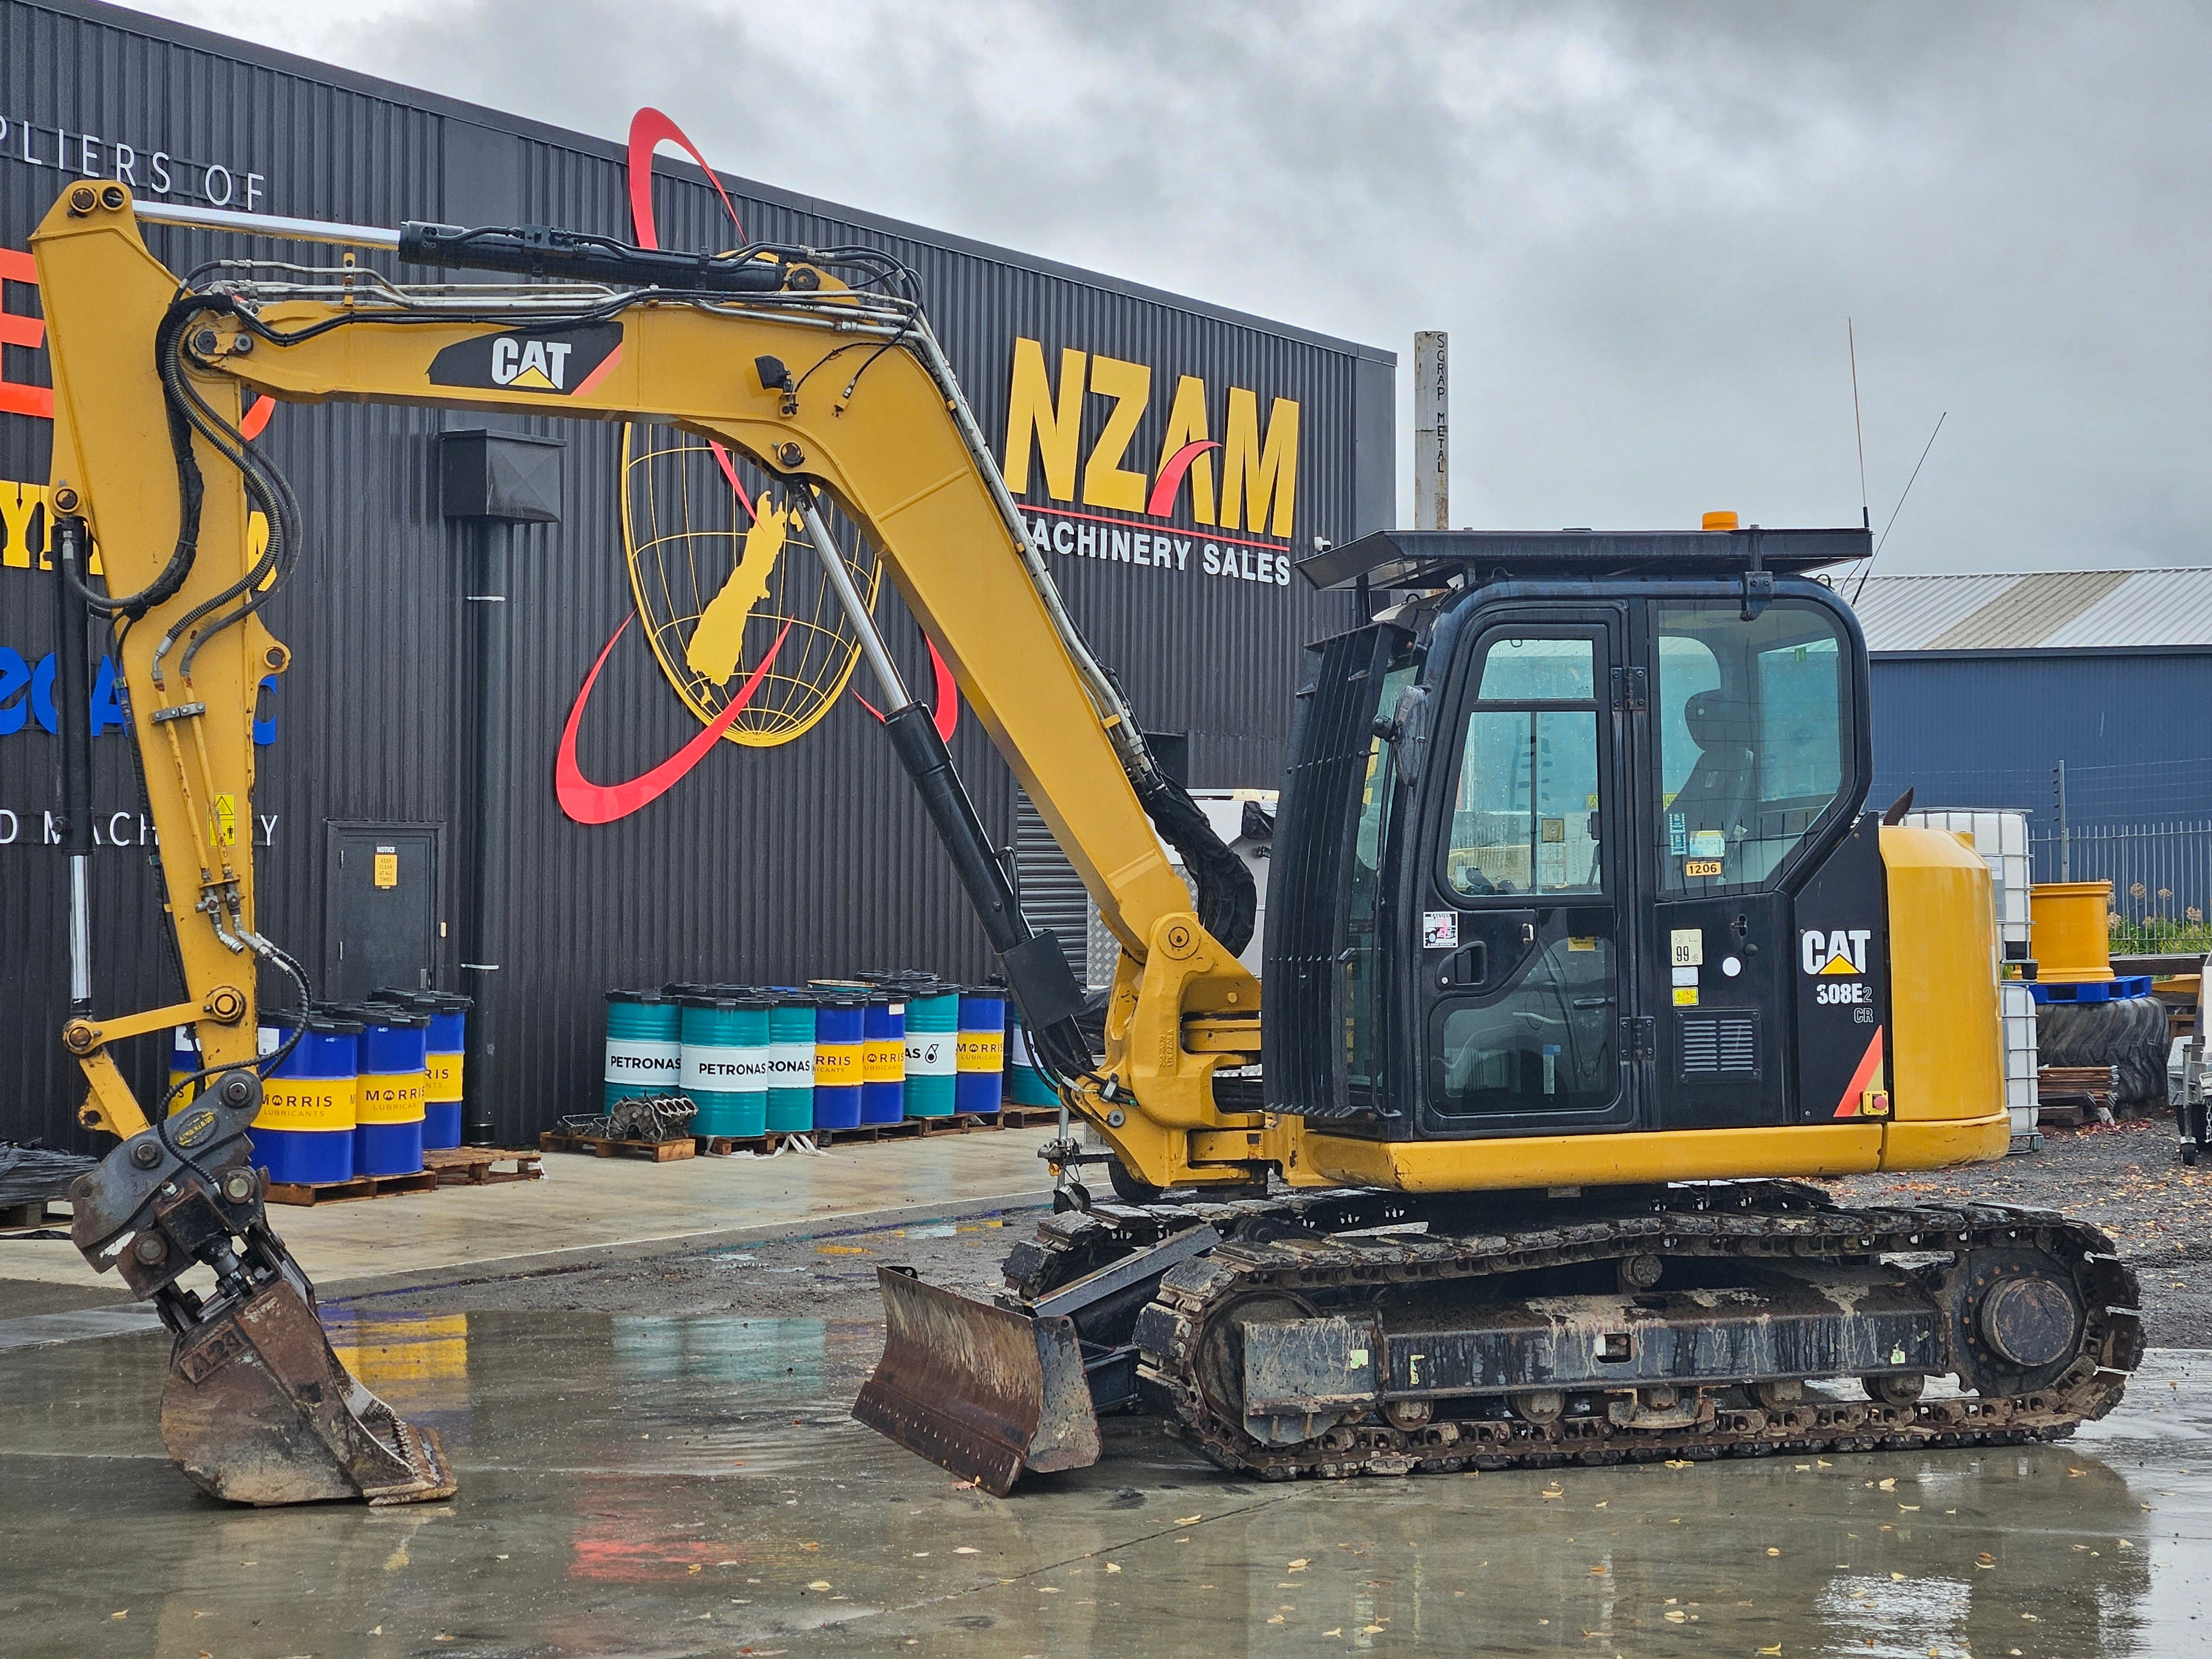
[2030, 880, 2114, 983]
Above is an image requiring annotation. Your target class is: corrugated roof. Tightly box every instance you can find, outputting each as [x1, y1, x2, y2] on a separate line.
[1849, 568, 2212, 651]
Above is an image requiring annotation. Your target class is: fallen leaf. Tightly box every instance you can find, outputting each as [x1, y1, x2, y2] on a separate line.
[1288, 1558, 1310, 1569]
[1665, 1459, 1693, 1469]
[1590, 1566, 1608, 1576]
[1176, 1515, 1203, 1526]
[111, 1612, 128, 1621]
[1898, 1504, 1921, 1512]
[2021, 1613, 2039, 1621]
[1766, 1547, 1781, 1557]
[800, 1542, 822, 1552]
[1324, 1630, 1343, 1639]
[688, 1564, 703, 1574]
[1891, 1572, 1907, 1582]
[1105, 1563, 1121, 1574]
[1594, 1500, 1608, 1508]
[1759, 1647, 1783, 1656]
[2117, 1540, 2135, 1550]
[912, 1552, 929, 1558]
[1267, 1615, 1285, 1625]
[1542, 1486, 1566, 1499]
[1879, 1477, 1898, 1491]
[1665, 1610, 1687, 1623]
[954, 1547, 980, 1555]
[808, 1580, 832, 1591]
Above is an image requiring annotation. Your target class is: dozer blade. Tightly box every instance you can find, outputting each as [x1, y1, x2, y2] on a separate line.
[161, 1279, 457, 1506]
[854, 1265, 1100, 1495]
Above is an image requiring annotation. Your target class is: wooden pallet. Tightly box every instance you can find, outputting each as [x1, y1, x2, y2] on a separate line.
[694, 1107, 1058, 1156]
[424, 1145, 544, 1186]
[266, 1169, 440, 1207]
[540, 1130, 696, 1162]
[0, 1198, 66, 1230]
[2037, 1065, 2117, 1126]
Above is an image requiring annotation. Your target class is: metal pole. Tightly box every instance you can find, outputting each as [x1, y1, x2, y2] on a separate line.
[52, 518, 95, 1014]
[1413, 331, 1449, 531]
[796, 493, 911, 711]
[461, 520, 510, 1145]
[132, 199, 401, 248]
[2056, 760, 2070, 883]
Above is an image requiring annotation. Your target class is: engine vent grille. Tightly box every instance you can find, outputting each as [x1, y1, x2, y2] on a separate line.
[1678, 1010, 1760, 1082]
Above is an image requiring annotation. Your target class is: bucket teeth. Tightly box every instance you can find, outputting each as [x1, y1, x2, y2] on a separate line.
[160, 1279, 457, 1506]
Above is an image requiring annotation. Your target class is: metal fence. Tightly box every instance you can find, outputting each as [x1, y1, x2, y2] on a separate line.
[2030, 820, 2212, 931]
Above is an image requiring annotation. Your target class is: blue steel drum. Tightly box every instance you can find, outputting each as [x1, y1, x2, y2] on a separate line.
[374, 989, 472, 1149]
[860, 993, 906, 1125]
[812, 996, 867, 1131]
[955, 988, 1008, 1115]
[346, 1003, 429, 1176]
[255, 1007, 362, 1186]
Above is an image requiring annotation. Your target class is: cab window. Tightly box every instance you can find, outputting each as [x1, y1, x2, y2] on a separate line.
[1655, 601, 1849, 892]
[1448, 635, 1602, 899]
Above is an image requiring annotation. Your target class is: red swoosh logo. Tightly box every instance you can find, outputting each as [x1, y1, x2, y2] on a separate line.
[627, 108, 746, 250]
[555, 614, 791, 824]
[1146, 438, 1219, 518]
[854, 638, 961, 744]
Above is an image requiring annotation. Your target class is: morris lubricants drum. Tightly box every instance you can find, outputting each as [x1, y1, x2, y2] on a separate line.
[604, 990, 681, 1107]
[860, 993, 906, 1125]
[766, 995, 817, 1133]
[812, 995, 867, 1131]
[682, 994, 768, 1139]
[255, 1008, 361, 1186]
[375, 989, 472, 1150]
[348, 1003, 428, 1176]
[903, 982, 958, 1118]
[168, 1024, 201, 1108]
[955, 988, 1008, 1114]
[1005, 1003, 1056, 1108]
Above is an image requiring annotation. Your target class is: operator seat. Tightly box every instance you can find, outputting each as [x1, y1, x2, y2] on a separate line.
[1674, 689, 1755, 849]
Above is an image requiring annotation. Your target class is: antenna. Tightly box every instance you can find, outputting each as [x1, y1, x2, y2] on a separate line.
[1853, 410, 1945, 603]
[1848, 320, 1870, 531]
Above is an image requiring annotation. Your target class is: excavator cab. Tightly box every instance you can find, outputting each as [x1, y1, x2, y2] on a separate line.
[1267, 528, 1890, 1149]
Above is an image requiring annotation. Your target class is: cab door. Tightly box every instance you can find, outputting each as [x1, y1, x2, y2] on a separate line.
[1412, 609, 1641, 1136]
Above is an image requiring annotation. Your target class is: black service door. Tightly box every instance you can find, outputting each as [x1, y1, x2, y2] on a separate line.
[1415, 611, 1639, 1136]
[325, 822, 440, 1002]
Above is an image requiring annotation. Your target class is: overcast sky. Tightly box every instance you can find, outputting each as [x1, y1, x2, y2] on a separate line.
[140, 0, 2210, 573]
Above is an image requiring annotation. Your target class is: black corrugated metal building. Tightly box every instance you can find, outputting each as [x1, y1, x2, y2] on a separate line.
[0, 0, 1395, 1147]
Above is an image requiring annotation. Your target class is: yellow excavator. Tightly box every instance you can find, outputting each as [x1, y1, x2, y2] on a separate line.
[33, 182, 2139, 1506]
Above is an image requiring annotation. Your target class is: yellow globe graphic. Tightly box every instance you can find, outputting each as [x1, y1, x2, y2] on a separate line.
[620, 422, 884, 746]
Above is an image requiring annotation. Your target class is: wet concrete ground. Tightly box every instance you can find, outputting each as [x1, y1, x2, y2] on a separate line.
[2, 1288, 2206, 1659]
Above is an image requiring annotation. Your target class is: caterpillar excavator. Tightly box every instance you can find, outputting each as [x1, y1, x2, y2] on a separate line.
[32, 182, 2139, 1507]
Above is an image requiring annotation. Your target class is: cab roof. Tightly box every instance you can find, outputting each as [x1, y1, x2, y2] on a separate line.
[1298, 526, 1872, 593]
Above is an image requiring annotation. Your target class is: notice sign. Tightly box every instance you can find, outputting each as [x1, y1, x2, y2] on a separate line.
[373, 847, 398, 889]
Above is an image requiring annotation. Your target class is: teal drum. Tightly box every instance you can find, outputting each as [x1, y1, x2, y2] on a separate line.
[681, 994, 771, 1139]
[903, 982, 959, 1118]
[765, 995, 817, 1133]
[604, 990, 681, 1107]
[1005, 1003, 1057, 1108]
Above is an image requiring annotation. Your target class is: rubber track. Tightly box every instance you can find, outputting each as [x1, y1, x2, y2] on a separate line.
[1009, 1184, 2143, 1482]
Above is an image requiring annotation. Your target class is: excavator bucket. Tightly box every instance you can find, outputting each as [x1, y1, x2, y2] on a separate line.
[161, 1277, 457, 1506]
[854, 1266, 1100, 1495]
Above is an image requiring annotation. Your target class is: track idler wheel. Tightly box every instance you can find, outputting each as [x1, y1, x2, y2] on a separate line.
[1864, 1373, 1926, 1406]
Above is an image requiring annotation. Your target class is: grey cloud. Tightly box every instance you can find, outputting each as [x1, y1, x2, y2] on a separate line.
[145, 0, 2212, 570]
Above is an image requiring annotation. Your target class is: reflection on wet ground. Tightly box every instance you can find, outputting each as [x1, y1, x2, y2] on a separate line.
[1, 1308, 2204, 1658]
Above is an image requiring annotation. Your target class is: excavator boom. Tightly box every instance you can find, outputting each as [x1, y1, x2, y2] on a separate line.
[33, 182, 1260, 1503]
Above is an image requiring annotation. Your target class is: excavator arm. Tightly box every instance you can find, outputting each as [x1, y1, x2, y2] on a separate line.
[32, 182, 1264, 1503]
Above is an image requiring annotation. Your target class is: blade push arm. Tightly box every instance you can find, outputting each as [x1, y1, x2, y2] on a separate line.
[33, 185, 1264, 1191]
